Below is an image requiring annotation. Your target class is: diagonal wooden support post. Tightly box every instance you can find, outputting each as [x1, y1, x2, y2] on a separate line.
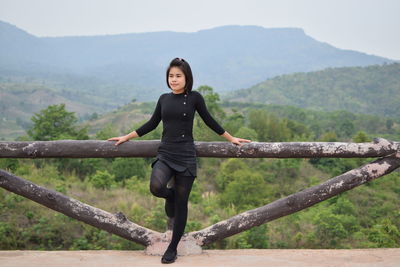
[189, 154, 400, 246]
[2, 154, 399, 254]
[0, 169, 202, 255]
[0, 169, 159, 247]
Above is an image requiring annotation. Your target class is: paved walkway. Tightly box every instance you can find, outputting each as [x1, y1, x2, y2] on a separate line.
[1, 249, 399, 267]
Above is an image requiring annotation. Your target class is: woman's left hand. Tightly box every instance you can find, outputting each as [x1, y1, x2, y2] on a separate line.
[230, 137, 251, 146]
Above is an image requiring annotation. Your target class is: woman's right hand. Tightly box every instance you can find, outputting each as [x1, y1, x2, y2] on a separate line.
[108, 135, 130, 146]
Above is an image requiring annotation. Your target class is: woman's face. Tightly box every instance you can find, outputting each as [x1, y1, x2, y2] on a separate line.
[168, 67, 186, 94]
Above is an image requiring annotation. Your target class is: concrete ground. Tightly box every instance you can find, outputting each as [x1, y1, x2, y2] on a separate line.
[1, 249, 399, 267]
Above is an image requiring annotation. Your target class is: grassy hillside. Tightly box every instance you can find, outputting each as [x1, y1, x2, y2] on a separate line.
[83, 100, 156, 136]
[0, 79, 137, 140]
[225, 63, 400, 118]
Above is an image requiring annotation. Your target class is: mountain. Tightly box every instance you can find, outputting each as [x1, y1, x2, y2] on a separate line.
[224, 63, 400, 118]
[0, 20, 393, 101]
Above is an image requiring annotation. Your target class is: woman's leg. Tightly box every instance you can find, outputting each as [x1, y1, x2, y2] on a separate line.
[166, 174, 195, 252]
[149, 160, 174, 200]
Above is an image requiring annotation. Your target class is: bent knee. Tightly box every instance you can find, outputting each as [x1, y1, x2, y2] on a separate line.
[149, 182, 164, 197]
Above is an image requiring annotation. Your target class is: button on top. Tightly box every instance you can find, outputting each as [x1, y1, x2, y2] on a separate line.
[181, 134, 185, 138]
[183, 113, 186, 116]
[184, 94, 187, 98]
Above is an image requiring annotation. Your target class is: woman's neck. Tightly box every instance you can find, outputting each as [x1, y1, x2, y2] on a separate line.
[171, 89, 186, 95]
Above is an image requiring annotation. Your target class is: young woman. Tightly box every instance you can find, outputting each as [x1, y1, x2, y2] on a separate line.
[108, 58, 250, 264]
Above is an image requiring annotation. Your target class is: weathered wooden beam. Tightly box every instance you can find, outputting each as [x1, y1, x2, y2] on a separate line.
[0, 169, 161, 247]
[0, 138, 398, 158]
[189, 154, 400, 246]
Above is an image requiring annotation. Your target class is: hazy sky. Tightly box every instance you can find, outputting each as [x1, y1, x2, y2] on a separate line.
[1, 0, 399, 60]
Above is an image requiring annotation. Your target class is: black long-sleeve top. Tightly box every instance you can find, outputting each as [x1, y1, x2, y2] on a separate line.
[136, 90, 225, 142]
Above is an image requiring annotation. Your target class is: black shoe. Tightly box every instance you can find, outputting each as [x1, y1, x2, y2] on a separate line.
[165, 197, 175, 218]
[161, 248, 177, 264]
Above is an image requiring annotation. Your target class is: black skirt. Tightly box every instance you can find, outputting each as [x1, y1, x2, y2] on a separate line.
[152, 141, 197, 177]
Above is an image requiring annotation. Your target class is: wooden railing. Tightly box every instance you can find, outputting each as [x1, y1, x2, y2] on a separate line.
[1, 139, 399, 255]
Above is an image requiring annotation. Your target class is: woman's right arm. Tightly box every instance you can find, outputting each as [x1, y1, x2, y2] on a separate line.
[108, 96, 162, 146]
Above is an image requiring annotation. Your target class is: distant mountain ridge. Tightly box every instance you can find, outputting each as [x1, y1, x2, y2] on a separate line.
[225, 63, 400, 118]
[0, 20, 392, 100]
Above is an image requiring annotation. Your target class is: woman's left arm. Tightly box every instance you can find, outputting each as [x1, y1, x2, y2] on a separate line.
[195, 92, 251, 146]
[221, 131, 251, 146]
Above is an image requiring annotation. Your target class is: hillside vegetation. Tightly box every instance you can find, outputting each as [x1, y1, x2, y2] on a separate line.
[2, 63, 398, 140]
[0, 77, 140, 140]
[226, 63, 400, 118]
[1, 87, 399, 250]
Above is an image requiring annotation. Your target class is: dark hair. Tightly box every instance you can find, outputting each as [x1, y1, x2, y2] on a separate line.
[166, 57, 193, 93]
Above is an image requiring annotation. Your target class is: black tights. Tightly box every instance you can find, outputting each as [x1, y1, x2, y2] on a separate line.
[149, 160, 195, 251]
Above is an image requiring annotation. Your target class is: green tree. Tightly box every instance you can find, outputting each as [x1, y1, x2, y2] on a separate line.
[215, 159, 248, 191]
[197, 85, 226, 120]
[286, 120, 311, 140]
[194, 85, 226, 141]
[26, 104, 90, 177]
[248, 109, 291, 141]
[219, 169, 269, 211]
[0, 158, 19, 172]
[223, 109, 245, 135]
[319, 132, 338, 142]
[89, 170, 115, 189]
[244, 224, 269, 248]
[352, 131, 370, 143]
[367, 218, 400, 247]
[339, 120, 355, 138]
[386, 119, 394, 131]
[96, 124, 118, 140]
[313, 209, 348, 247]
[112, 158, 147, 182]
[28, 104, 88, 140]
[309, 157, 359, 176]
[234, 127, 258, 141]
